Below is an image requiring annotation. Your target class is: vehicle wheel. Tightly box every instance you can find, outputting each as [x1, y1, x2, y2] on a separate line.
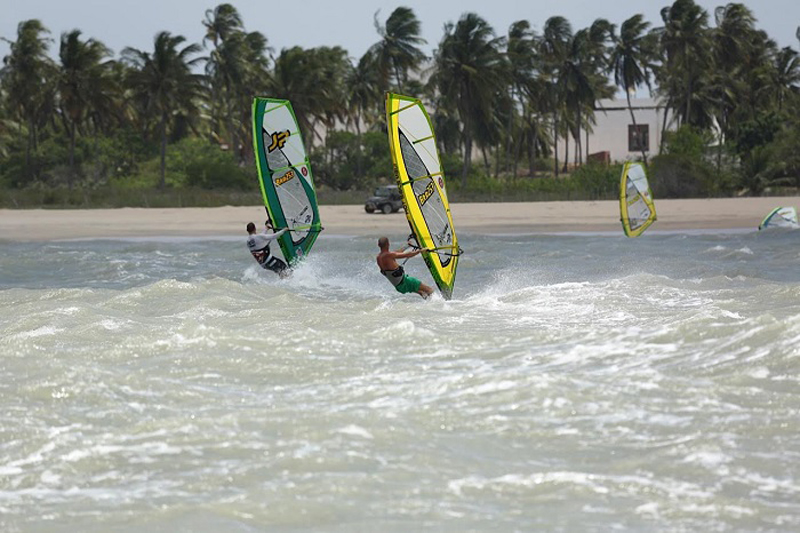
[365, 205, 375, 213]
[382, 203, 392, 214]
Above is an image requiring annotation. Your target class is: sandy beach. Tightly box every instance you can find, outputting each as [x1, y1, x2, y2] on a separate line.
[0, 197, 797, 241]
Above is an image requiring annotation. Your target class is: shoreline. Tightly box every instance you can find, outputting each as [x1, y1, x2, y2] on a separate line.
[1, 197, 798, 242]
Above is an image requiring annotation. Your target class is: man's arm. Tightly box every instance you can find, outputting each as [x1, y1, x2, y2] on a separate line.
[261, 228, 288, 241]
[391, 248, 430, 260]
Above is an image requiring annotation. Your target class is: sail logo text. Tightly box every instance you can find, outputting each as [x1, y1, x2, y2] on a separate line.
[417, 181, 435, 206]
[268, 130, 290, 152]
[627, 194, 641, 206]
[275, 170, 295, 186]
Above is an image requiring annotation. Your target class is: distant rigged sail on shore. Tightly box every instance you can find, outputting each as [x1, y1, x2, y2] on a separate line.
[252, 97, 322, 265]
[385, 93, 461, 299]
[619, 162, 657, 237]
[758, 207, 799, 230]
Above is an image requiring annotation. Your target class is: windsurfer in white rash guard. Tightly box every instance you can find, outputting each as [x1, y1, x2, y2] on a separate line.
[377, 236, 434, 299]
[246, 221, 290, 277]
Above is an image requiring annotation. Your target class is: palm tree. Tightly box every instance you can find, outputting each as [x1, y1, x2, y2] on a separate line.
[0, 20, 56, 181]
[346, 50, 381, 177]
[504, 20, 538, 178]
[609, 14, 657, 162]
[539, 16, 572, 176]
[709, 4, 763, 170]
[370, 7, 426, 91]
[202, 3, 252, 157]
[206, 27, 271, 163]
[540, 18, 613, 172]
[58, 30, 114, 182]
[774, 46, 800, 111]
[269, 46, 349, 148]
[0, 87, 22, 159]
[122, 32, 205, 188]
[431, 12, 508, 186]
[656, 0, 714, 129]
[571, 19, 614, 166]
[202, 3, 244, 48]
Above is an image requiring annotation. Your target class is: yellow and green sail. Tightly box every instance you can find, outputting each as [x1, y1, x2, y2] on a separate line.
[619, 161, 656, 237]
[252, 97, 322, 264]
[385, 93, 460, 299]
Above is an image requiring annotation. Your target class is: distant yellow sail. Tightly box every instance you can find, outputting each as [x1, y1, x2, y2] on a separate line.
[620, 162, 656, 237]
[385, 93, 460, 299]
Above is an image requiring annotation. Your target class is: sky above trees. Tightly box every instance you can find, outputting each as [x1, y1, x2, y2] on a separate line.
[3, 0, 798, 62]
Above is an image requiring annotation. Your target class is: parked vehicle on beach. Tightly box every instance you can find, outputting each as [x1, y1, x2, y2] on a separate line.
[365, 185, 403, 214]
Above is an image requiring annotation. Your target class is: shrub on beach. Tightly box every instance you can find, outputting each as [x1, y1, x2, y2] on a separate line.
[166, 138, 252, 190]
[649, 125, 722, 198]
[315, 130, 393, 191]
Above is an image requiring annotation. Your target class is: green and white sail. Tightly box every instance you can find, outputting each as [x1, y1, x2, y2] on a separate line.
[619, 161, 657, 237]
[759, 207, 799, 230]
[252, 97, 322, 264]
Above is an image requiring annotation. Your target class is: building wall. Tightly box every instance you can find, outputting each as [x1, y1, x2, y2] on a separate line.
[556, 97, 673, 164]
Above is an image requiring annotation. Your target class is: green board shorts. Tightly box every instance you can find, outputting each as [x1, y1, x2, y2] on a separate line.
[395, 275, 422, 294]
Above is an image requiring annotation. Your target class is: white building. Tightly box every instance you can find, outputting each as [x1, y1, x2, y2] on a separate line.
[556, 97, 673, 164]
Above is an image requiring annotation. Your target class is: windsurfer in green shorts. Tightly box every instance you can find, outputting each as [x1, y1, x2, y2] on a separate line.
[377, 236, 434, 299]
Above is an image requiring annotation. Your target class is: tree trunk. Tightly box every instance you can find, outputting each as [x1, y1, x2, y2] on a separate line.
[355, 116, 363, 178]
[585, 127, 590, 162]
[32, 119, 40, 179]
[562, 130, 569, 173]
[25, 121, 33, 180]
[552, 112, 559, 177]
[227, 97, 238, 164]
[575, 107, 582, 168]
[660, 106, 670, 154]
[627, 90, 648, 164]
[506, 85, 525, 175]
[685, 75, 693, 128]
[528, 128, 536, 179]
[461, 134, 472, 188]
[68, 121, 77, 189]
[159, 113, 167, 189]
[393, 61, 403, 92]
[493, 144, 501, 179]
[517, 110, 530, 180]
[716, 134, 723, 173]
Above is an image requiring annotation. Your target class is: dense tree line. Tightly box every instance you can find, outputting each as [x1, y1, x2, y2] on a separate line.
[1, 1, 799, 200]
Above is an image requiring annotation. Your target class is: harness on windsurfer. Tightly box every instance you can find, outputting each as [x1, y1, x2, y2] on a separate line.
[380, 264, 407, 286]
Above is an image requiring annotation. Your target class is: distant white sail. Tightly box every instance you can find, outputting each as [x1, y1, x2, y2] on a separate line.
[758, 207, 799, 230]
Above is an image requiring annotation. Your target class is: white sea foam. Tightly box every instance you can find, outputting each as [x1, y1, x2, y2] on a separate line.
[1, 232, 799, 531]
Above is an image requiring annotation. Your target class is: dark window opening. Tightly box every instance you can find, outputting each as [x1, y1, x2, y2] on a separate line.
[628, 124, 649, 152]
